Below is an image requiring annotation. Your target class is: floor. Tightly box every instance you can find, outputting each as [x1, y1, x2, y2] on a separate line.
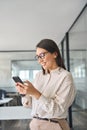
[72, 109, 87, 130]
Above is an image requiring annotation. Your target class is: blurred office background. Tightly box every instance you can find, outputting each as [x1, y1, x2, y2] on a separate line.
[0, 1, 87, 130]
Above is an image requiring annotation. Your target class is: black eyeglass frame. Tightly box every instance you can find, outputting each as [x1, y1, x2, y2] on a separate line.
[35, 52, 49, 60]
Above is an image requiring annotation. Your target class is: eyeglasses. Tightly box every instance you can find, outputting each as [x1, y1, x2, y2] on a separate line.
[35, 52, 49, 60]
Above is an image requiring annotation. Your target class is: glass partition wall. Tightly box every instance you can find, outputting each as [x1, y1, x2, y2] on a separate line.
[69, 5, 87, 130]
[59, 4, 87, 130]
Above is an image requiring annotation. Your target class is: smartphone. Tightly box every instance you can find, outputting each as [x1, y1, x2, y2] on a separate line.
[12, 76, 25, 96]
[12, 76, 23, 84]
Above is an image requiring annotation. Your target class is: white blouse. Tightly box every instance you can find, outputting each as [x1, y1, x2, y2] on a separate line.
[22, 67, 76, 119]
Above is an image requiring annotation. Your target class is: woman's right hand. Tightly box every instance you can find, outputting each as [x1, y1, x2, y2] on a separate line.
[16, 80, 41, 99]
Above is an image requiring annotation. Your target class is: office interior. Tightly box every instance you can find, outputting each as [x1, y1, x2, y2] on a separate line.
[0, 1, 87, 130]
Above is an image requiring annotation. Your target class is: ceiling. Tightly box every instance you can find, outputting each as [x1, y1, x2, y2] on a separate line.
[0, 0, 87, 51]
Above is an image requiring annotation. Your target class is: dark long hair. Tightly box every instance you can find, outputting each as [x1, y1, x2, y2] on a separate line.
[36, 39, 66, 74]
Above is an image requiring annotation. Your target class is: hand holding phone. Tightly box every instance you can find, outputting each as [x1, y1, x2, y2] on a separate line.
[12, 76, 25, 96]
[12, 76, 23, 84]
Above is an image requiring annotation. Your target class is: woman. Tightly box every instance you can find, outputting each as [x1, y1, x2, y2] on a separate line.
[16, 39, 76, 130]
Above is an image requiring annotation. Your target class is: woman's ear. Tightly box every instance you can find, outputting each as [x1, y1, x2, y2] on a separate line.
[54, 55, 57, 58]
[54, 52, 58, 58]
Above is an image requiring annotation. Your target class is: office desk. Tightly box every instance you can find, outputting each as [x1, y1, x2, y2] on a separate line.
[0, 106, 32, 130]
[0, 106, 32, 120]
[0, 98, 13, 106]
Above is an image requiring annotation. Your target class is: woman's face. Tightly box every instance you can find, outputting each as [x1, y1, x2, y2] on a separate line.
[36, 48, 58, 71]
